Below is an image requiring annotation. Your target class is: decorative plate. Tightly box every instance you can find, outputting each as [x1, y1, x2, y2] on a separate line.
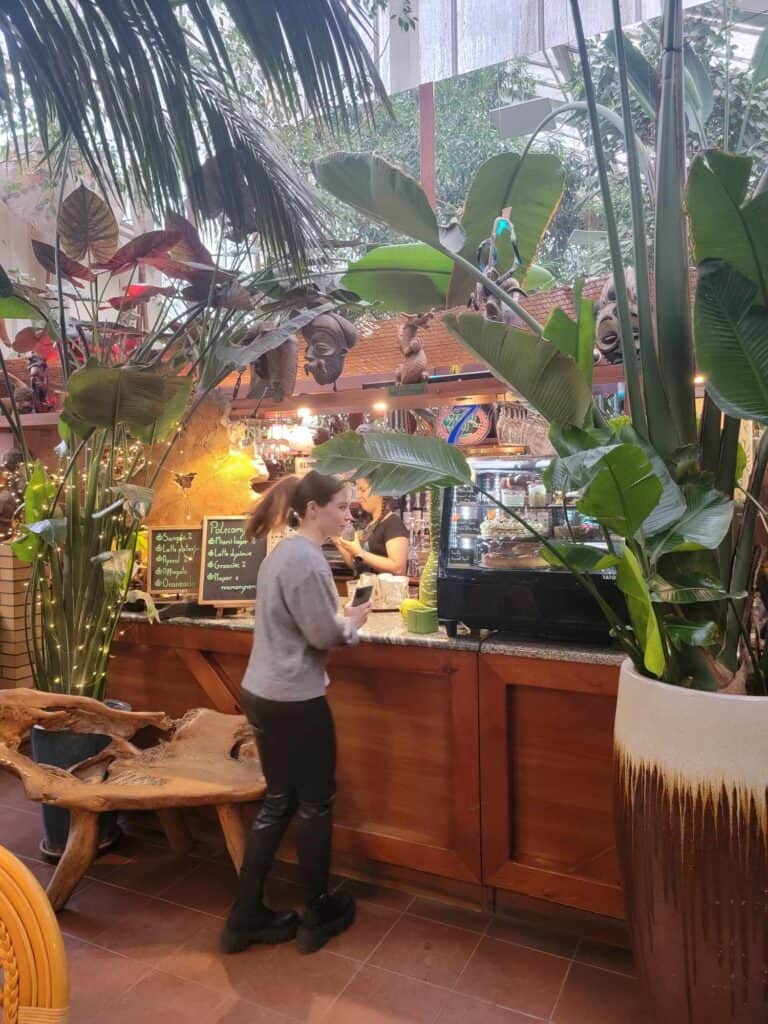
[435, 405, 491, 446]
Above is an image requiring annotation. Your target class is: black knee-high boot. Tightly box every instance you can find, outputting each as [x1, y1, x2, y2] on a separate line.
[295, 795, 356, 955]
[221, 791, 299, 953]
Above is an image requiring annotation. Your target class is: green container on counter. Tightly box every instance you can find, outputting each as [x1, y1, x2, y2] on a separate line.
[406, 606, 439, 634]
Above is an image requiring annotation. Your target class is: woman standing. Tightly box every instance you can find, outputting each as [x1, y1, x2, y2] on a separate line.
[222, 471, 371, 956]
[335, 478, 410, 575]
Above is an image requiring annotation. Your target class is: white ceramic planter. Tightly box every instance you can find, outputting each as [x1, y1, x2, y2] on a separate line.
[614, 659, 768, 1024]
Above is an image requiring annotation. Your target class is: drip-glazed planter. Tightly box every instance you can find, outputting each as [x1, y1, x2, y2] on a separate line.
[614, 661, 767, 1024]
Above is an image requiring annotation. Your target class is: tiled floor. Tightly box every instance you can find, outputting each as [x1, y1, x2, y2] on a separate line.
[0, 773, 654, 1023]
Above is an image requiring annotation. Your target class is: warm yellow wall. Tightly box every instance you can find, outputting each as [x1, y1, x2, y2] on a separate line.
[145, 393, 258, 527]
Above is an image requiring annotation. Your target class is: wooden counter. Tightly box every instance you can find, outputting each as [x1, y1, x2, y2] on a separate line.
[109, 614, 624, 917]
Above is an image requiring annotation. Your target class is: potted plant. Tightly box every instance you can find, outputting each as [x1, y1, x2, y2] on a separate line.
[311, 2, 768, 1020]
[1, 191, 357, 855]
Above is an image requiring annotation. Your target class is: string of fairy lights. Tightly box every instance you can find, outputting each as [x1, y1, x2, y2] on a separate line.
[2, 418, 187, 694]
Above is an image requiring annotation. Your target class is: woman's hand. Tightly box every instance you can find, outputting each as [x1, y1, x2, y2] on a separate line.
[336, 535, 364, 559]
[344, 599, 372, 629]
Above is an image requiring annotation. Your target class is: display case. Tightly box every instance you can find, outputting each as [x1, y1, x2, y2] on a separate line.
[438, 457, 625, 642]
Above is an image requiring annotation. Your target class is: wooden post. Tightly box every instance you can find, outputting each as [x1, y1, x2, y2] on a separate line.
[419, 82, 436, 209]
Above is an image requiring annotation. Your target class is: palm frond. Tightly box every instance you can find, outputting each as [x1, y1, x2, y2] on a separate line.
[0, 1, 385, 267]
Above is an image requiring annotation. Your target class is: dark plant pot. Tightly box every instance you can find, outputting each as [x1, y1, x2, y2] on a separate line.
[31, 698, 132, 861]
[614, 662, 767, 1024]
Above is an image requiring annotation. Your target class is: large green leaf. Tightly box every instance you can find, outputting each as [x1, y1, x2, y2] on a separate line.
[604, 30, 657, 119]
[0, 265, 43, 320]
[543, 279, 594, 387]
[687, 151, 768, 301]
[614, 425, 687, 536]
[132, 377, 192, 443]
[313, 430, 472, 495]
[445, 152, 564, 307]
[443, 313, 592, 427]
[616, 547, 665, 677]
[540, 542, 620, 573]
[572, 445, 663, 540]
[694, 260, 768, 423]
[664, 618, 719, 650]
[313, 153, 463, 252]
[24, 463, 57, 523]
[341, 243, 451, 313]
[647, 483, 733, 560]
[341, 243, 554, 314]
[62, 365, 192, 436]
[648, 572, 741, 604]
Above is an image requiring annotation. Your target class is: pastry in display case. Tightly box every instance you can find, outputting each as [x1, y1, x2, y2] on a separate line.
[438, 457, 625, 643]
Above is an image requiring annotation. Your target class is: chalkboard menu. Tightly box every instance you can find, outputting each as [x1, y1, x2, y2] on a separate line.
[199, 516, 266, 606]
[147, 526, 203, 597]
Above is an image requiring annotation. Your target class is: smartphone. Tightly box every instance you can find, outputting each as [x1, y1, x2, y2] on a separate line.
[351, 584, 373, 606]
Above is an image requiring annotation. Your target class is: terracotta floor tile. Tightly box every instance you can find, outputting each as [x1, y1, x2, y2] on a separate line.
[158, 913, 251, 993]
[158, 858, 239, 916]
[65, 934, 153, 1021]
[370, 914, 481, 988]
[16, 853, 56, 888]
[0, 771, 26, 804]
[323, 964, 452, 1024]
[80, 969, 226, 1024]
[552, 963, 655, 1024]
[487, 914, 579, 958]
[435, 990, 546, 1023]
[323, 901, 401, 961]
[575, 938, 637, 977]
[60, 879, 214, 959]
[91, 841, 202, 896]
[215, 996, 297, 1023]
[456, 937, 570, 1019]
[226, 943, 359, 1020]
[0, 805, 47, 859]
[163, 923, 357, 1019]
[409, 897, 491, 934]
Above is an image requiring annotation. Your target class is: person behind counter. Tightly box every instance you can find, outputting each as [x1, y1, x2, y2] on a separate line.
[335, 478, 409, 575]
[221, 471, 371, 956]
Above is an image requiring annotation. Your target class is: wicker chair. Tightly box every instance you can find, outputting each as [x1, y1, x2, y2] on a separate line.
[0, 844, 69, 1023]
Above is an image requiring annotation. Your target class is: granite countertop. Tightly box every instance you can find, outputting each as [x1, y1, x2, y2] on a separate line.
[120, 609, 622, 662]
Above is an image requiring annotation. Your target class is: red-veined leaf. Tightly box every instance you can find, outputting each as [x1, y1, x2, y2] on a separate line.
[138, 255, 227, 283]
[106, 284, 176, 310]
[31, 240, 93, 282]
[165, 213, 214, 267]
[58, 185, 119, 263]
[93, 230, 184, 274]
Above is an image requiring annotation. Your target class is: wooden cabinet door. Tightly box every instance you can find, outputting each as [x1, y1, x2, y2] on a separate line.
[480, 653, 624, 918]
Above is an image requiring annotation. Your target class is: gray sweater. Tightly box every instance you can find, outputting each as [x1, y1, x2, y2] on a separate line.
[242, 534, 358, 701]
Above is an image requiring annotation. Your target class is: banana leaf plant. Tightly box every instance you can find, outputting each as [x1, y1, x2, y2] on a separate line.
[1, 186, 354, 700]
[313, 0, 768, 696]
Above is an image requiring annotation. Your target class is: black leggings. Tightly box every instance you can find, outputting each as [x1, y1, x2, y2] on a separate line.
[229, 691, 336, 926]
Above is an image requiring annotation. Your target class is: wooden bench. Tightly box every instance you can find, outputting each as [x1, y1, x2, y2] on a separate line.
[0, 689, 265, 910]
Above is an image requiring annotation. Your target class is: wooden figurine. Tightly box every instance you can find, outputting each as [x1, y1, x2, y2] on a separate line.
[594, 268, 640, 364]
[395, 312, 432, 386]
[301, 312, 358, 387]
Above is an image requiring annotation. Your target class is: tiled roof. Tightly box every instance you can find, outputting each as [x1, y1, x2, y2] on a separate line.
[2, 270, 698, 402]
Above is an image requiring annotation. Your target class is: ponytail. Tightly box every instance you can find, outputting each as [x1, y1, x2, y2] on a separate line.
[245, 470, 345, 540]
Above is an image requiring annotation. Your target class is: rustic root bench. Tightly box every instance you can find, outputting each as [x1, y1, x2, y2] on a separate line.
[0, 689, 265, 911]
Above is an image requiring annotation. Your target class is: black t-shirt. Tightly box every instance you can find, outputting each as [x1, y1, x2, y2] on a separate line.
[364, 513, 410, 559]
